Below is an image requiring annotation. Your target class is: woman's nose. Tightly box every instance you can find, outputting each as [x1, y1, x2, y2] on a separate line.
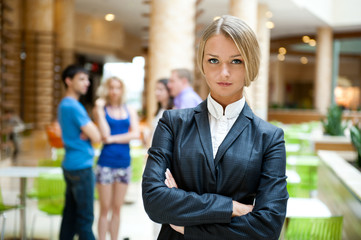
[220, 64, 230, 78]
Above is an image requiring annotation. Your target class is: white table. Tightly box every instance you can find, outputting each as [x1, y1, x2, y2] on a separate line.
[0, 166, 62, 240]
[287, 197, 331, 217]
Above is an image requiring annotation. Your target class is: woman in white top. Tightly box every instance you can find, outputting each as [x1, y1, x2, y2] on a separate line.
[153, 78, 174, 130]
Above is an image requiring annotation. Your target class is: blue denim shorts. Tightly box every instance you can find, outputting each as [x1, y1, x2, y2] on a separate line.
[95, 165, 131, 184]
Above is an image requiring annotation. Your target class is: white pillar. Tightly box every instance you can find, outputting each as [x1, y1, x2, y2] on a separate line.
[253, 4, 271, 120]
[315, 27, 333, 114]
[54, 0, 75, 68]
[271, 60, 285, 106]
[229, 0, 258, 31]
[147, 0, 196, 124]
[24, 0, 54, 128]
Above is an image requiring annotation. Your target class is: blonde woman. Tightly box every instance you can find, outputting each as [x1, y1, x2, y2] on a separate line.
[93, 76, 140, 240]
[142, 15, 288, 239]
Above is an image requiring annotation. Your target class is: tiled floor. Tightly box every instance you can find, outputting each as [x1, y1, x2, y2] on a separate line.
[0, 130, 156, 240]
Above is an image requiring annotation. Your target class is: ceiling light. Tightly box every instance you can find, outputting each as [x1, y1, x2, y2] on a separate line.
[309, 39, 316, 46]
[278, 47, 287, 55]
[302, 35, 310, 43]
[105, 14, 115, 21]
[300, 57, 308, 64]
[266, 21, 275, 29]
[265, 11, 273, 18]
[277, 54, 285, 61]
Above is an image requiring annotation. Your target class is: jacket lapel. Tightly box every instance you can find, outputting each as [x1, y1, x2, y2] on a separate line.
[214, 102, 254, 166]
[194, 101, 216, 176]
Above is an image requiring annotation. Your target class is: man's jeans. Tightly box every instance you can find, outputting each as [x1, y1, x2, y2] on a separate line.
[60, 167, 95, 240]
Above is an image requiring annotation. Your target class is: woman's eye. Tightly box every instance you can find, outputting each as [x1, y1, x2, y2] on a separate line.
[232, 59, 243, 64]
[208, 58, 218, 64]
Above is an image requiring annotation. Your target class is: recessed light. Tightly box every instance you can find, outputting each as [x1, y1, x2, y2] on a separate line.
[266, 21, 275, 29]
[105, 14, 115, 22]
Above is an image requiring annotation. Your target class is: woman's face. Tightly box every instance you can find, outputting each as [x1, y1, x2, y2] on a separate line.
[155, 82, 170, 103]
[202, 34, 246, 107]
[108, 79, 122, 102]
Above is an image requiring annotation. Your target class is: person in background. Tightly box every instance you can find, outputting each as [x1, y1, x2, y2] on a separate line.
[142, 15, 288, 239]
[58, 64, 101, 240]
[168, 68, 202, 109]
[2, 107, 25, 163]
[93, 76, 140, 240]
[153, 78, 174, 132]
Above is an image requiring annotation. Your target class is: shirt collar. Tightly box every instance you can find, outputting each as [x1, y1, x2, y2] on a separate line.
[207, 94, 245, 120]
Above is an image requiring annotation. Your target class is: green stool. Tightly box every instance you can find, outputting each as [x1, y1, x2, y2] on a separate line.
[283, 216, 343, 240]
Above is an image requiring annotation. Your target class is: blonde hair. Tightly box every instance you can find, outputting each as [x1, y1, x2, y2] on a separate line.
[96, 76, 125, 105]
[197, 15, 260, 87]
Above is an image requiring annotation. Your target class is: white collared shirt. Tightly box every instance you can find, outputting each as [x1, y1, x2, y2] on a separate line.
[207, 94, 245, 158]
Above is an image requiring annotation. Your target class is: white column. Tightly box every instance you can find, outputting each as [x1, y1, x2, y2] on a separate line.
[253, 4, 271, 120]
[54, 0, 75, 69]
[147, 0, 196, 124]
[229, 0, 258, 31]
[271, 60, 285, 106]
[315, 27, 333, 114]
[24, 0, 54, 128]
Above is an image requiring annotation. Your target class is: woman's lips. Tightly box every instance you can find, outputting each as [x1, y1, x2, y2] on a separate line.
[217, 82, 232, 87]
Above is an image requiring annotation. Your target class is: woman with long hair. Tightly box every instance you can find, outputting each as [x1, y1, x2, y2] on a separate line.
[93, 76, 140, 240]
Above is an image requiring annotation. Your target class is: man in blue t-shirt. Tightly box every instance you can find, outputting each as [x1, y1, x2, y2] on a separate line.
[58, 64, 101, 240]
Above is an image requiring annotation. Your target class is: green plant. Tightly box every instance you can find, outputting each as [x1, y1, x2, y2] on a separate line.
[350, 123, 361, 168]
[321, 104, 347, 136]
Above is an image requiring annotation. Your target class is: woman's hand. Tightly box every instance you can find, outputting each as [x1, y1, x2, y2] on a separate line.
[95, 98, 106, 109]
[170, 224, 184, 234]
[164, 168, 178, 188]
[103, 135, 115, 144]
[232, 200, 254, 217]
[95, 98, 106, 117]
[164, 169, 184, 234]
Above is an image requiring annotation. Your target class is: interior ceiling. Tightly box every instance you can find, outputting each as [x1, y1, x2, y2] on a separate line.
[74, 0, 361, 57]
[74, 0, 329, 40]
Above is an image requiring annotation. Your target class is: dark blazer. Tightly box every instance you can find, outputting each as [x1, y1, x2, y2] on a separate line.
[142, 100, 288, 240]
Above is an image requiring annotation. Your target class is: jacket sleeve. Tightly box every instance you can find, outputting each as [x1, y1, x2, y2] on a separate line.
[142, 110, 234, 226]
[184, 127, 289, 240]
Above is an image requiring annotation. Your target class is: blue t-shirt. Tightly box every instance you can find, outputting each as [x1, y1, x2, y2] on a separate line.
[97, 106, 131, 168]
[58, 97, 94, 170]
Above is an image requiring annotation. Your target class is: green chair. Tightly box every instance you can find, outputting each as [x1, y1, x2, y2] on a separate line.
[27, 158, 62, 199]
[287, 182, 312, 198]
[286, 155, 319, 198]
[0, 187, 22, 240]
[37, 158, 62, 167]
[283, 216, 343, 240]
[51, 148, 65, 161]
[30, 173, 65, 240]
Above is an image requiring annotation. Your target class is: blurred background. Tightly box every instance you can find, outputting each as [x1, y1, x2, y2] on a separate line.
[0, 0, 360, 239]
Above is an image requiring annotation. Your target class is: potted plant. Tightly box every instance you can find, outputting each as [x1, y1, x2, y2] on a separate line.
[350, 122, 361, 168]
[321, 104, 347, 136]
